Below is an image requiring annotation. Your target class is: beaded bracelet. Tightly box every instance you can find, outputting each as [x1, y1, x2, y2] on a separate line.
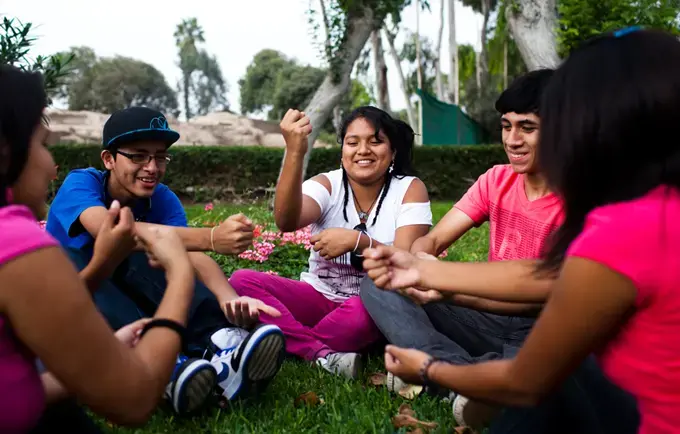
[419, 355, 440, 387]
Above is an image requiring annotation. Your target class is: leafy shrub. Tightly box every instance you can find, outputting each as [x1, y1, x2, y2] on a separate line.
[49, 144, 506, 201]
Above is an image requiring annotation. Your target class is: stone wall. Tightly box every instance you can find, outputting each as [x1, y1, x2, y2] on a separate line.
[46, 109, 331, 148]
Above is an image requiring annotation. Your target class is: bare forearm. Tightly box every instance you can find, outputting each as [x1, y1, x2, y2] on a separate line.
[273, 151, 305, 232]
[189, 252, 237, 301]
[429, 360, 538, 406]
[417, 259, 553, 303]
[132, 267, 194, 401]
[136, 223, 210, 252]
[450, 294, 542, 316]
[79, 261, 108, 293]
[410, 236, 438, 256]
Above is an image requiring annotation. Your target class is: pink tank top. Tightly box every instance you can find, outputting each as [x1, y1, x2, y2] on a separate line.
[0, 205, 58, 432]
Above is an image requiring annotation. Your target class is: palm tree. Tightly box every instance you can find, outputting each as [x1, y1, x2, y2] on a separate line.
[174, 18, 205, 119]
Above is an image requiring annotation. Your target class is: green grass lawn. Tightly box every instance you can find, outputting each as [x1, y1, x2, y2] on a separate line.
[99, 201, 489, 434]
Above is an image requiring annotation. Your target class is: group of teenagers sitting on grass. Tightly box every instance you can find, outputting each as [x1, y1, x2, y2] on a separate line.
[0, 27, 678, 434]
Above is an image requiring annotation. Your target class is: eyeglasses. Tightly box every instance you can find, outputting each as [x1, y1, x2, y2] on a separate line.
[116, 150, 171, 166]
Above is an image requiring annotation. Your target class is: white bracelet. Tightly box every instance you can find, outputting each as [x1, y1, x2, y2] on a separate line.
[353, 231, 373, 257]
[353, 230, 363, 253]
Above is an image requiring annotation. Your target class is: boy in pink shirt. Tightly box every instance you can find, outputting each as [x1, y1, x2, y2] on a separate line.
[361, 70, 638, 433]
[365, 27, 680, 434]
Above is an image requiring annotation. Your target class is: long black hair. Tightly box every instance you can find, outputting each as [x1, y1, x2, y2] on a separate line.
[338, 106, 416, 226]
[0, 65, 48, 207]
[538, 28, 680, 274]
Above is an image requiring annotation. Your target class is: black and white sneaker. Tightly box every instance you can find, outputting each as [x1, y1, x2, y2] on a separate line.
[209, 324, 285, 401]
[164, 355, 217, 415]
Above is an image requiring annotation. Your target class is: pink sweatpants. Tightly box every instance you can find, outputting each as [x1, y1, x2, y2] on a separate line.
[229, 269, 382, 361]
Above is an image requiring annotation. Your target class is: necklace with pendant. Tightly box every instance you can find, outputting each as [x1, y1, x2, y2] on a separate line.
[353, 189, 380, 223]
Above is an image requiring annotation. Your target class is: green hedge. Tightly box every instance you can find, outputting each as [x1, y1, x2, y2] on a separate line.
[49, 144, 507, 202]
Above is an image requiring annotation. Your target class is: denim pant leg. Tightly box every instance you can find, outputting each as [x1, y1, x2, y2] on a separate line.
[65, 248, 143, 331]
[360, 277, 476, 363]
[488, 353, 640, 434]
[422, 302, 534, 362]
[113, 252, 231, 356]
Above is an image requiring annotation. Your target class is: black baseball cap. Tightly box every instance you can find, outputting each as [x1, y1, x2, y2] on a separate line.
[102, 106, 180, 150]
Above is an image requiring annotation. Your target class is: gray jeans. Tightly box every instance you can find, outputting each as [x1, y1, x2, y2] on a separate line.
[360, 277, 534, 364]
[360, 277, 639, 434]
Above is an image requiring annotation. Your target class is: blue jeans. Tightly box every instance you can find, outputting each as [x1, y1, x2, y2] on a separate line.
[360, 278, 640, 434]
[66, 248, 231, 356]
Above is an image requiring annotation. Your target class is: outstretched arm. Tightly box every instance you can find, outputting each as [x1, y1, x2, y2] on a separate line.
[273, 109, 325, 232]
[385, 257, 636, 406]
[410, 207, 476, 256]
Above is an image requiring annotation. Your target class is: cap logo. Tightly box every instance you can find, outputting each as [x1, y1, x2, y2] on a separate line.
[149, 116, 171, 130]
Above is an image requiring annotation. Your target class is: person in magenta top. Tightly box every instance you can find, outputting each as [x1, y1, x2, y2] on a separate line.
[363, 28, 679, 433]
[0, 64, 204, 432]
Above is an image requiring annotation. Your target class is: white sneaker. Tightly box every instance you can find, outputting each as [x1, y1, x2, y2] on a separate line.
[316, 352, 362, 379]
[210, 324, 285, 401]
[164, 355, 217, 415]
[205, 326, 250, 356]
[452, 394, 498, 429]
[386, 372, 408, 392]
[452, 394, 470, 426]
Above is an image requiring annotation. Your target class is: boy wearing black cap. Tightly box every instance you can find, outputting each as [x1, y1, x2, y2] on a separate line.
[46, 107, 286, 416]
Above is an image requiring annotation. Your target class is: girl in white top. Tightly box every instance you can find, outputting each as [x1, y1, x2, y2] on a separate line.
[229, 106, 432, 379]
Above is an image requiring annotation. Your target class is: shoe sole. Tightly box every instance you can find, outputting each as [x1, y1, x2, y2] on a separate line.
[223, 324, 285, 400]
[348, 353, 362, 380]
[173, 359, 217, 414]
[318, 353, 363, 380]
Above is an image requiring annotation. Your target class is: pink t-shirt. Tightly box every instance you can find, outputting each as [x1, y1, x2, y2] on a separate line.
[0, 205, 57, 433]
[567, 186, 680, 434]
[455, 165, 564, 261]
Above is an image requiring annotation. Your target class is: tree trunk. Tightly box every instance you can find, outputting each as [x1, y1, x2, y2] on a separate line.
[415, 2, 423, 91]
[294, 7, 376, 179]
[371, 30, 391, 112]
[506, 0, 560, 71]
[383, 28, 416, 128]
[447, 0, 459, 105]
[332, 105, 343, 136]
[503, 37, 508, 89]
[183, 73, 191, 120]
[477, 0, 491, 90]
[434, 0, 446, 101]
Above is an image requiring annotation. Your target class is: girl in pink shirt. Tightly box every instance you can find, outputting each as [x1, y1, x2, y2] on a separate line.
[0, 65, 197, 432]
[364, 28, 680, 433]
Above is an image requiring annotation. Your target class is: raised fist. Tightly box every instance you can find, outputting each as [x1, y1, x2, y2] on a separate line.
[280, 109, 312, 155]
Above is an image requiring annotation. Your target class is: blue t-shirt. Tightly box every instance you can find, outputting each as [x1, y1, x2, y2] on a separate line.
[46, 168, 187, 250]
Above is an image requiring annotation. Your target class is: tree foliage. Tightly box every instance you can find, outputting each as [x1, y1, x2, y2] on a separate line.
[239, 48, 373, 124]
[54, 46, 178, 115]
[0, 17, 73, 103]
[306, 0, 429, 81]
[557, 0, 680, 56]
[174, 18, 229, 119]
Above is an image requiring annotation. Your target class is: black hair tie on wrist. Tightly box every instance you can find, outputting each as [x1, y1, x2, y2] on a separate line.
[140, 318, 186, 346]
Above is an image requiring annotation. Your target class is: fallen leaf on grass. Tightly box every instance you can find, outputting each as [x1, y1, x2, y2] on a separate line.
[391, 414, 438, 431]
[369, 372, 387, 387]
[398, 384, 423, 400]
[294, 391, 324, 407]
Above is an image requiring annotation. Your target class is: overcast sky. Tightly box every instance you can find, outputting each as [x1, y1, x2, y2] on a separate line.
[3, 0, 483, 115]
